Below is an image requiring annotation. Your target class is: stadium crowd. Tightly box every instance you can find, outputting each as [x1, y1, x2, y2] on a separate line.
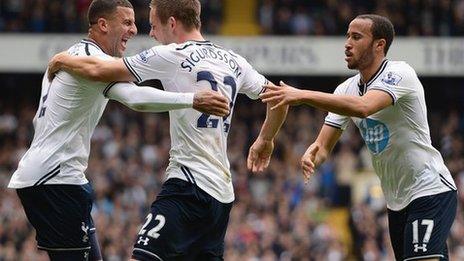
[0, 80, 463, 260]
[0, 0, 463, 260]
[1, 0, 464, 35]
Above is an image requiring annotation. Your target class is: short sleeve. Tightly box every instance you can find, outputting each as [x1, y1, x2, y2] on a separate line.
[123, 46, 176, 83]
[369, 64, 416, 103]
[324, 82, 351, 130]
[236, 55, 266, 100]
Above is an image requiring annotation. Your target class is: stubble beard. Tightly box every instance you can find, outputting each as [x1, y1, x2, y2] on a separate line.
[348, 48, 375, 71]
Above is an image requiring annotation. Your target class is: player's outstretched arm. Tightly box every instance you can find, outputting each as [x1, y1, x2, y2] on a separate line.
[301, 124, 342, 182]
[247, 83, 289, 173]
[260, 81, 392, 118]
[107, 83, 229, 116]
[48, 52, 135, 82]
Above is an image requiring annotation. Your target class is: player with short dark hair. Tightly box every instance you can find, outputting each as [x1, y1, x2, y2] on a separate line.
[259, 14, 457, 261]
[9, 1, 229, 260]
[47, 0, 288, 260]
[355, 14, 394, 56]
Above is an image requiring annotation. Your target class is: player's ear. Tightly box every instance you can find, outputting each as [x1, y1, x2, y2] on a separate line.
[168, 16, 176, 30]
[97, 17, 109, 33]
[376, 39, 386, 53]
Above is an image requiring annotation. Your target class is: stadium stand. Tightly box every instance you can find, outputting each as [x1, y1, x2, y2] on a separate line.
[0, 0, 463, 35]
[0, 0, 463, 260]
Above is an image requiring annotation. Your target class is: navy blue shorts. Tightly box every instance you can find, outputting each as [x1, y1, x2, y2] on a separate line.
[17, 183, 101, 260]
[132, 178, 233, 261]
[388, 190, 457, 261]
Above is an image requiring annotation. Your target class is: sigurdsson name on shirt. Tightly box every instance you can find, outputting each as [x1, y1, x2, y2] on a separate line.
[180, 47, 242, 78]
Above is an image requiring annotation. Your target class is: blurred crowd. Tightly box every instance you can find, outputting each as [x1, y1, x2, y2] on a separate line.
[0, 79, 463, 260]
[1, 0, 464, 36]
[257, 0, 464, 36]
[0, 0, 222, 34]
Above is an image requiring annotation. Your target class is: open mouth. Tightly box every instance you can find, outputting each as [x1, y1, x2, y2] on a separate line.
[121, 39, 128, 49]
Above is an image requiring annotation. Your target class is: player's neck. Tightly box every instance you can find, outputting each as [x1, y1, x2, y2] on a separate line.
[87, 33, 111, 55]
[177, 30, 204, 44]
[359, 56, 386, 84]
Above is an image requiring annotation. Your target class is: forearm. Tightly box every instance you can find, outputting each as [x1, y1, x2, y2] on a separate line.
[57, 56, 102, 81]
[258, 102, 288, 141]
[107, 83, 193, 112]
[300, 90, 369, 118]
[312, 142, 329, 167]
[314, 124, 342, 166]
[57, 55, 132, 82]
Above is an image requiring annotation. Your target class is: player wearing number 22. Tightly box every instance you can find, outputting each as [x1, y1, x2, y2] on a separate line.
[48, 0, 287, 260]
[9, 0, 231, 260]
[260, 14, 457, 261]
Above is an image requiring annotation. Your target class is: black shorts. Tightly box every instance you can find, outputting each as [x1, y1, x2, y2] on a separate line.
[132, 178, 233, 261]
[388, 190, 457, 261]
[17, 183, 96, 254]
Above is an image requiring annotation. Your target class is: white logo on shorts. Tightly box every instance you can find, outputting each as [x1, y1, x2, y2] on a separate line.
[414, 243, 427, 253]
[81, 222, 89, 243]
[137, 236, 150, 246]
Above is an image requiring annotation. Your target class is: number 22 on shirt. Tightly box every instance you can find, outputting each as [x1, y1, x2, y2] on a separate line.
[196, 70, 237, 133]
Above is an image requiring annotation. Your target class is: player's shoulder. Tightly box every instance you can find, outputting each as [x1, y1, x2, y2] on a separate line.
[68, 39, 112, 60]
[385, 60, 413, 70]
[379, 60, 417, 86]
[137, 43, 180, 62]
[152, 41, 212, 55]
[384, 60, 416, 76]
[217, 45, 248, 64]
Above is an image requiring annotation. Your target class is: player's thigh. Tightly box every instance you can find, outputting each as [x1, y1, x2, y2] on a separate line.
[196, 201, 233, 260]
[16, 184, 94, 254]
[403, 191, 457, 261]
[89, 225, 103, 261]
[132, 180, 212, 260]
[388, 207, 408, 260]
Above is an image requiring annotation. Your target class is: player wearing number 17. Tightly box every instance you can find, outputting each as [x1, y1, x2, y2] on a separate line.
[48, 0, 288, 260]
[260, 14, 457, 261]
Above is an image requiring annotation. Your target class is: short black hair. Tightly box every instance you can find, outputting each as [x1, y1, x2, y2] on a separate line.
[88, 0, 133, 25]
[356, 14, 395, 55]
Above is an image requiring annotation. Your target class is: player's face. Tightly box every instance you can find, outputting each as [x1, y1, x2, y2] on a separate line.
[149, 7, 175, 45]
[344, 18, 376, 70]
[106, 7, 137, 57]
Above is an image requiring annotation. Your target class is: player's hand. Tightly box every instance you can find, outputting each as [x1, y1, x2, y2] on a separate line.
[247, 137, 274, 173]
[47, 51, 69, 81]
[301, 143, 323, 182]
[259, 81, 304, 110]
[193, 90, 230, 117]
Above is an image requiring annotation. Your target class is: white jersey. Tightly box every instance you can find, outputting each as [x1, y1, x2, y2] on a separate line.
[325, 59, 456, 210]
[124, 40, 266, 203]
[9, 40, 116, 188]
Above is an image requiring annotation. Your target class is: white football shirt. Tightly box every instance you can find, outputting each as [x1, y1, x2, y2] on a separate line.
[325, 59, 456, 210]
[9, 40, 194, 188]
[8, 40, 113, 188]
[124, 40, 267, 203]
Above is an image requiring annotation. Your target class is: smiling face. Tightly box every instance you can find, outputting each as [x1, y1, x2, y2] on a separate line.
[106, 6, 137, 57]
[344, 18, 377, 70]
